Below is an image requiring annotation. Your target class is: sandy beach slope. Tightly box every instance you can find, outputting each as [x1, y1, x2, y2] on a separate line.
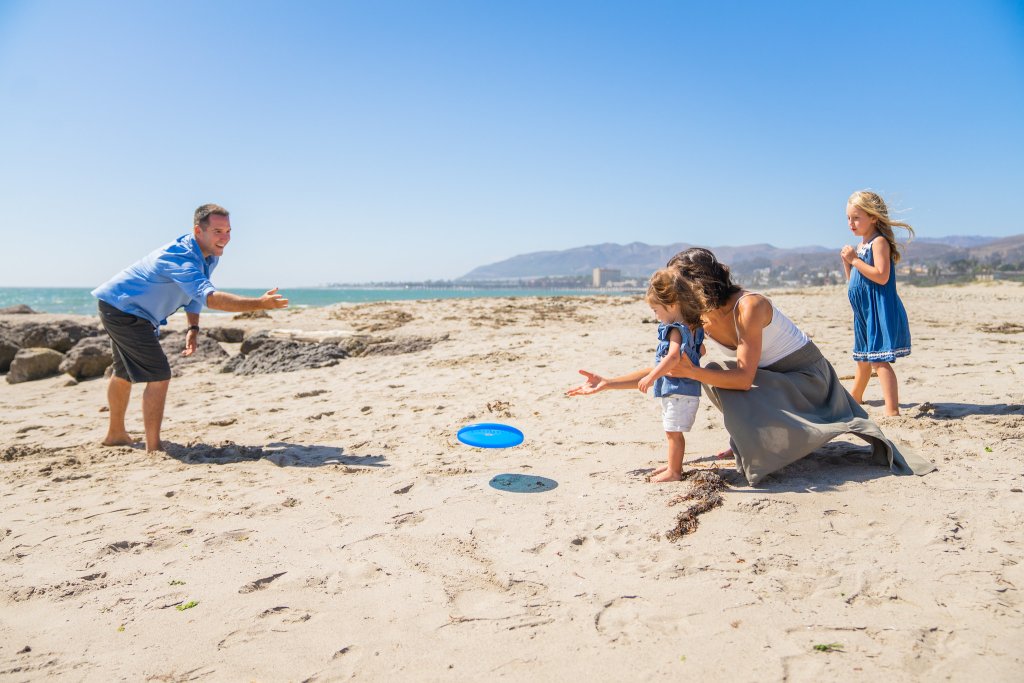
[1, 282, 1022, 681]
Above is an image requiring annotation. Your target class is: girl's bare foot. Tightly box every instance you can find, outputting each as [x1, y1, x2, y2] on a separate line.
[649, 469, 682, 482]
[102, 432, 136, 447]
[651, 465, 668, 476]
[716, 448, 734, 459]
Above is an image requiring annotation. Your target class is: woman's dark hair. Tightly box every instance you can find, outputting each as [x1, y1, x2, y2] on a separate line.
[666, 247, 741, 313]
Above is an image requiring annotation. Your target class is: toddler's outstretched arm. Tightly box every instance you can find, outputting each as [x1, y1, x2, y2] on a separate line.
[566, 368, 650, 396]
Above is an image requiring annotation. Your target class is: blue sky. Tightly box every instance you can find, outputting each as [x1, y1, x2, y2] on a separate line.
[1, 0, 1021, 287]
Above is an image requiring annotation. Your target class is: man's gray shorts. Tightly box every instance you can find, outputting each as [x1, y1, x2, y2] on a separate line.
[98, 300, 172, 383]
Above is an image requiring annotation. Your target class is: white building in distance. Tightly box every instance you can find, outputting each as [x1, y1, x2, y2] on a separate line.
[592, 268, 621, 287]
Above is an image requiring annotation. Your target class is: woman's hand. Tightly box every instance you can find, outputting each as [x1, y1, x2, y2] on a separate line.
[664, 352, 695, 379]
[566, 370, 608, 396]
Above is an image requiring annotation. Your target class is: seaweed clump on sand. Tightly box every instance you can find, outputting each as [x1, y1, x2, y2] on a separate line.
[665, 469, 728, 540]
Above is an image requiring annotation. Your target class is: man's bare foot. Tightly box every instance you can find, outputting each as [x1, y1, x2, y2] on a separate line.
[649, 469, 683, 482]
[716, 448, 734, 459]
[102, 433, 136, 447]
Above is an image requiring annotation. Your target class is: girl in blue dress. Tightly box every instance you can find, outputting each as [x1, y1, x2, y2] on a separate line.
[841, 190, 914, 416]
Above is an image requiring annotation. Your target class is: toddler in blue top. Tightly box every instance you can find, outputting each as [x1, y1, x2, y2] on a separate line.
[568, 268, 704, 482]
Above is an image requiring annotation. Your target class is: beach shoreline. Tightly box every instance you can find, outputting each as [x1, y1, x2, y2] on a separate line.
[2, 283, 1022, 681]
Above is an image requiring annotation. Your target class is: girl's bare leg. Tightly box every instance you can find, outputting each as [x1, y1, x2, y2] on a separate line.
[850, 361, 872, 404]
[651, 432, 684, 482]
[873, 362, 900, 416]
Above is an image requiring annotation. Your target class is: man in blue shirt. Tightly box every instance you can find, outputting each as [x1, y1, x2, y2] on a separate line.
[92, 204, 288, 452]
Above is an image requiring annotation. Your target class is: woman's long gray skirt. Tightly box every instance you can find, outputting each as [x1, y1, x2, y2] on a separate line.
[702, 341, 935, 486]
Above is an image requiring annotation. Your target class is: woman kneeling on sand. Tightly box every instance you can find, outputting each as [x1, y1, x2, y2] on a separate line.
[570, 248, 935, 486]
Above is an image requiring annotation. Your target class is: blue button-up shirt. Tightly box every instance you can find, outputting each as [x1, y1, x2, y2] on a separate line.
[92, 234, 218, 328]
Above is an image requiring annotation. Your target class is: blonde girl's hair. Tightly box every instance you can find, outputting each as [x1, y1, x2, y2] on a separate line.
[646, 268, 702, 327]
[847, 190, 915, 264]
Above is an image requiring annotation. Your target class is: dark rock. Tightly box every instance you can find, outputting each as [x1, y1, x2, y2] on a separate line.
[223, 339, 350, 376]
[7, 321, 101, 353]
[159, 330, 229, 376]
[7, 348, 64, 384]
[233, 310, 271, 320]
[222, 333, 449, 376]
[339, 334, 449, 358]
[59, 336, 114, 380]
[206, 327, 245, 343]
[0, 332, 20, 373]
[239, 330, 273, 355]
[0, 304, 37, 314]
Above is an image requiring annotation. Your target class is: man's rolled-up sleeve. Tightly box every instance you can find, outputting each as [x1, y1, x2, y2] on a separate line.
[163, 258, 217, 311]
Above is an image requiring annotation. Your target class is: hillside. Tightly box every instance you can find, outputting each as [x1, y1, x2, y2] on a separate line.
[459, 235, 1024, 281]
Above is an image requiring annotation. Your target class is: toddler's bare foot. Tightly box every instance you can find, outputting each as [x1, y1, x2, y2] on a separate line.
[649, 469, 683, 482]
[102, 432, 136, 447]
[716, 448, 734, 459]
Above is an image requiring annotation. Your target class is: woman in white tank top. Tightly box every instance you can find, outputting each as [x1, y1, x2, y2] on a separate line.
[570, 248, 934, 486]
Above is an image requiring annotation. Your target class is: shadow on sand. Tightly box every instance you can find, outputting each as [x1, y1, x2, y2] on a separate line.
[162, 440, 389, 468]
[488, 473, 559, 493]
[664, 440, 900, 493]
[905, 401, 1024, 419]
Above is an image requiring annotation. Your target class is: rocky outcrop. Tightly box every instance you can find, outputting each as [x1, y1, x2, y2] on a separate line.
[0, 304, 37, 314]
[4, 321, 101, 353]
[233, 310, 270, 320]
[223, 339, 351, 376]
[206, 327, 245, 343]
[59, 336, 114, 380]
[0, 332, 20, 373]
[159, 330, 229, 376]
[223, 333, 449, 376]
[7, 348, 64, 384]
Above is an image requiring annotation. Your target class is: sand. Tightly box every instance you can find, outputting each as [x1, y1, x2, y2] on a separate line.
[1, 282, 1022, 681]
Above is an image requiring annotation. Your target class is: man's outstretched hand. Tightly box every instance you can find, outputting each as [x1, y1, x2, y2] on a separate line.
[261, 287, 289, 309]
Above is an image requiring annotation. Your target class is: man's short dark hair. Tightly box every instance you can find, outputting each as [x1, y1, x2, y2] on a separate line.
[194, 204, 230, 229]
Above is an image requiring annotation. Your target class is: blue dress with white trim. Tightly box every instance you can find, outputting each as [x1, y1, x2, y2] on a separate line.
[847, 236, 911, 362]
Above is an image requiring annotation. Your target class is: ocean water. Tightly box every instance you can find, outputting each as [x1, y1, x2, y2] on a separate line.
[0, 286, 639, 317]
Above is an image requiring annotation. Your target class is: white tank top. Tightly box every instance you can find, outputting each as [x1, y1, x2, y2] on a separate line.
[705, 292, 809, 367]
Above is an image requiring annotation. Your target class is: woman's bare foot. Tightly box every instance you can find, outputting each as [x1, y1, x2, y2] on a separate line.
[649, 469, 682, 482]
[102, 432, 136, 447]
[715, 448, 734, 459]
[851, 393, 865, 404]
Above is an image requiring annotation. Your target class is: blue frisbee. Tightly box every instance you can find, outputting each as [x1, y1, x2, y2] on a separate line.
[457, 423, 524, 449]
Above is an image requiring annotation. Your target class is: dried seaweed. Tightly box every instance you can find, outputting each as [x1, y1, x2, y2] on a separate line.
[665, 469, 727, 540]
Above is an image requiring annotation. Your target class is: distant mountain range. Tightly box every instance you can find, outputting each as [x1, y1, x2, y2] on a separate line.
[459, 235, 1024, 281]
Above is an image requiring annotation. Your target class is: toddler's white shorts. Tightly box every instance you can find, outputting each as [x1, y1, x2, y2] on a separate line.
[661, 395, 699, 432]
